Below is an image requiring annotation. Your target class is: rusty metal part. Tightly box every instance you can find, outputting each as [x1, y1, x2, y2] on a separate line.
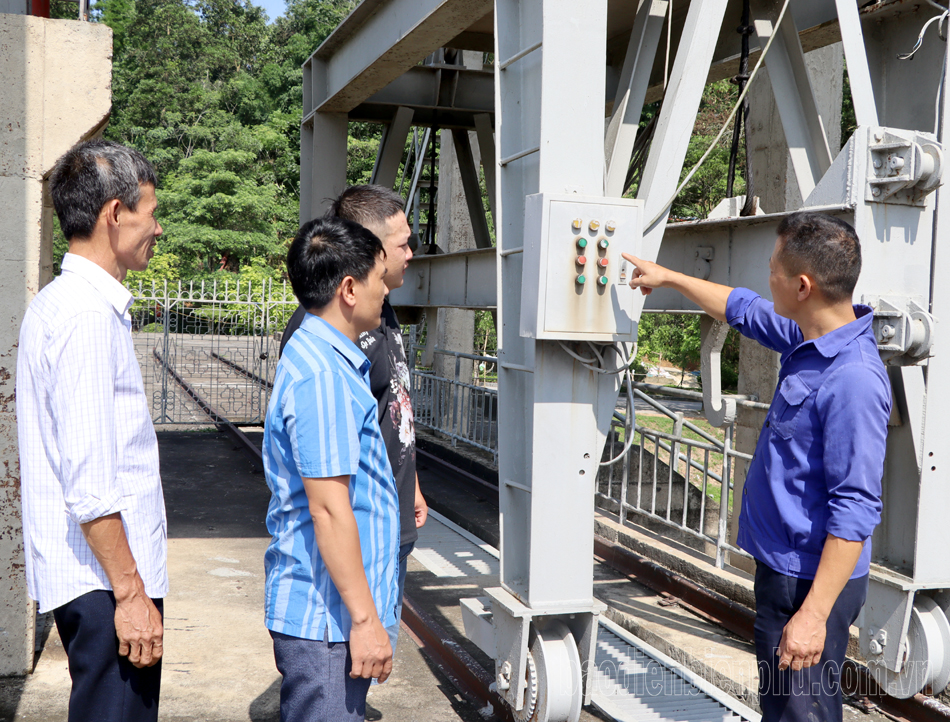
[400, 594, 513, 722]
[210, 351, 274, 390]
[593, 535, 755, 640]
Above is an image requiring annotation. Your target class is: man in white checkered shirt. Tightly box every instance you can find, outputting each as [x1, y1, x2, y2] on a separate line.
[16, 140, 166, 722]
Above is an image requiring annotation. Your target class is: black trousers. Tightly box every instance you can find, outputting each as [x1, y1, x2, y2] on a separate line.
[53, 590, 163, 722]
[754, 563, 867, 722]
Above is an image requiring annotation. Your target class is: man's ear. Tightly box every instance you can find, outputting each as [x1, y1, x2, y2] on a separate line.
[797, 274, 814, 302]
[102, 199, 122, 230]
[339, 275, 358, 308]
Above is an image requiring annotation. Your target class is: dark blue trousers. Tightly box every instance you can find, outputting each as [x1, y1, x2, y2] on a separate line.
[53, 590, 163, 722]
[754, 563, 867, 722]
[271, 630, 373, 722]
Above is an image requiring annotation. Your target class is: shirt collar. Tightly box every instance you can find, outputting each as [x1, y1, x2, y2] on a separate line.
[809, 305, 874, 358]
[60, 253, 134, 317]
[299, 313, 370, 375]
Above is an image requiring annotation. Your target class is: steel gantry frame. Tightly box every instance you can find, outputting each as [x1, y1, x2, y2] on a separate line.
[301, 0, 950, 717]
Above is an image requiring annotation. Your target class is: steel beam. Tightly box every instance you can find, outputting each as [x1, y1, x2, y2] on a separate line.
[474, 113, 496, 220]
[390, 248, 497, 308]
[389, 205, 858, 312]
[300, 112, 348, 223]
[371, 106, 414, 188]
[348, 65, 494, 128]
[636, 0, 729, 261]
[835, 0, 879, 127]
[604, 0, 668, 198]
[303, 0, 492, 115]
[452, 129, 493, 249]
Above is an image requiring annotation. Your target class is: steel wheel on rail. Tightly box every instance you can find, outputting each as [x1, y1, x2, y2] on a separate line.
[869, 594, 950, 698]
[514, 620, 582, 722]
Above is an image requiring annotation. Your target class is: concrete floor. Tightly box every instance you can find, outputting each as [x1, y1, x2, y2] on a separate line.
[0, 431, 487, 722]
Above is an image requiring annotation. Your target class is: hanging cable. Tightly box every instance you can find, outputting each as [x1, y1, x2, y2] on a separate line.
[600, 367, 640, 465]
[897, 8, 949, 61]
[645, 0, 792, 230]
[726, 0, 753, 199]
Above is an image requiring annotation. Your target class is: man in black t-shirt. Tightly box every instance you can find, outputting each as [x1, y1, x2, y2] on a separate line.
[279, 185, 427, 657]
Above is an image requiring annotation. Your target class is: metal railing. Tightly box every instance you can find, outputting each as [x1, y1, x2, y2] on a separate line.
[407, 336, 499, 463]
[406, 341, 757, 568]
[598, 385, 755, 569]
[127, 278, 297, 425]
[127, 277, 755, 568]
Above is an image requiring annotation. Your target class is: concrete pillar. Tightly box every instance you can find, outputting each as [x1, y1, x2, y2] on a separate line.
[730, 44, 843, 567]
[0, 14, 112, 674]
[432, 50, 481, 408]
[746, 43, 844, 213]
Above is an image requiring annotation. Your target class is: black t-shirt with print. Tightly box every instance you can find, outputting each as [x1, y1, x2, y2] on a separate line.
[279, 302, 418, 546]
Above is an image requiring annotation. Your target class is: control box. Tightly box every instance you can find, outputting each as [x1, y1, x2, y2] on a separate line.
[520, 193, 643, 342]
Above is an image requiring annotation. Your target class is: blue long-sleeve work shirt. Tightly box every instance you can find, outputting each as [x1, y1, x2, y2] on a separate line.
[727, 288, 891, 579]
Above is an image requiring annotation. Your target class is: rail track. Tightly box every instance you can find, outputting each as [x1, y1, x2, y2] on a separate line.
[156, 349, 950, 722]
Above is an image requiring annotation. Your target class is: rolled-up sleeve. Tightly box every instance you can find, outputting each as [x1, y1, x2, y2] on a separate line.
[819, 362, 890, 541]
[287, 370, 361, 480]
[45, 312, 126, 524]
[726, 288, 801, 354]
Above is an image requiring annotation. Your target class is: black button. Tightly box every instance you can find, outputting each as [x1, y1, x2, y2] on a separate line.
[766, 420, 770, 427]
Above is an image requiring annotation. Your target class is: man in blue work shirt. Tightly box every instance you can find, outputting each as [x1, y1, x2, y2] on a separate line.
[622, 211, 890, 722]
[262, 216, 398, 722]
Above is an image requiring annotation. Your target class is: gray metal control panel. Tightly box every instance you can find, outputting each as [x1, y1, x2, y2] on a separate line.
[520, 193, 643, 341]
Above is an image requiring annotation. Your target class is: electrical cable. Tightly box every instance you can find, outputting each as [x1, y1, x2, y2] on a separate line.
[586, 341, 606, 368]
[897, 9, 948, 61]
[600, 367, 640, 465]
[726, 0, 753, 200]
[645, 0, 792, 230]
[557, 341, 636, 376]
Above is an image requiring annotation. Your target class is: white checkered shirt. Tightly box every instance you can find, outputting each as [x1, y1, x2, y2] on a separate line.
[16, 253, 168, 613]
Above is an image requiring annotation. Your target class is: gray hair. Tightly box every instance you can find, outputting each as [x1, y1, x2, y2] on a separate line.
[49, 140, 158, 240]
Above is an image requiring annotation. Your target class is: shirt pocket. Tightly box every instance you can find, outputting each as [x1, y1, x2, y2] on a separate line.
[770, 374, 813, 440]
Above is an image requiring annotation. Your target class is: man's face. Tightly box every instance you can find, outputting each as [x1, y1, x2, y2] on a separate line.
[114, 183, 162, 278]
[768, 237, 799, 319]
[372, 212, 413, 291]
[353, 254, 390, 333]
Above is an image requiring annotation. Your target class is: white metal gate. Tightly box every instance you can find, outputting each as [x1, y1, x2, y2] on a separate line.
[127, 279, 297, 425]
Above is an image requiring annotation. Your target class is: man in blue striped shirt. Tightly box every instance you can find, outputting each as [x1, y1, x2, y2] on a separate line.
[262, 217, 399, 722]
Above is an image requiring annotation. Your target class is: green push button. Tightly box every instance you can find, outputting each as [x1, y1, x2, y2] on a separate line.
[598, 276, 609, 286]
[577, 238, 588, 249]
[599, 239, 609, 249]
[576, 274, 587, 285]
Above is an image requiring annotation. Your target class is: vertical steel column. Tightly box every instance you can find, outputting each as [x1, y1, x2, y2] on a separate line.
[496, 0, 612, 610]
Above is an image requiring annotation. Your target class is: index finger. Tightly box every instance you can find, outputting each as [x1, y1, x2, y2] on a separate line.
[620, 252, 643, 265]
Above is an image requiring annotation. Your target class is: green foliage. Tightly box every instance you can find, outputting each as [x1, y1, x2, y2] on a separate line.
[89, 0, 358, 278]
[636, 313, 740, 391]
[474, 311, 496, 355]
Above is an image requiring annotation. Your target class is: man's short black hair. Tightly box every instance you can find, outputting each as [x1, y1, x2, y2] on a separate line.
[775, 212, 862, 303]
[326, 185, 405, 233]
[49, 139, 158, 241]
[287, 217, 385, 311]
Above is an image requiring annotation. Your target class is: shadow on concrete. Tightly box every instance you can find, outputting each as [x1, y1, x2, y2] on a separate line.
[249, 677, 280, 721]
[157, 431, 270, 540]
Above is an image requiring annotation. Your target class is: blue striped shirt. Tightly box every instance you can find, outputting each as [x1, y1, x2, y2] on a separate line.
[262, 313, 399, 641]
